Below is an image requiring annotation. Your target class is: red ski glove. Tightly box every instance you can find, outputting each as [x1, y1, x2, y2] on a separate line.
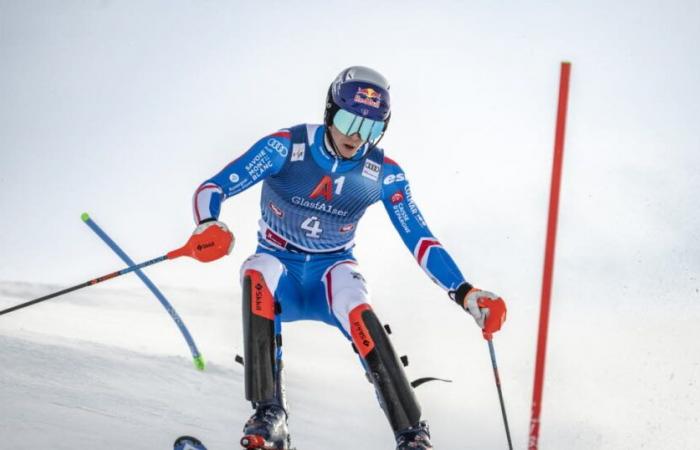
[454, 285, 507, 340]
[168, 220, 235, 263]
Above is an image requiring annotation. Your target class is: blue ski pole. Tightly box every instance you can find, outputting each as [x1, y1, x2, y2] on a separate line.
[81, 213, 206, 370]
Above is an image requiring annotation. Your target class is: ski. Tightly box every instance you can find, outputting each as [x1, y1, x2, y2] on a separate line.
[174, 435, 207, 450]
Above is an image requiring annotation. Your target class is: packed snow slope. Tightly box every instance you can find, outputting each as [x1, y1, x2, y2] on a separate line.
[1, 279, 698, 449]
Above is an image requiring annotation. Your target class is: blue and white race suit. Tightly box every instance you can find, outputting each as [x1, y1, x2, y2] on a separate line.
[193, 124, 467, 337]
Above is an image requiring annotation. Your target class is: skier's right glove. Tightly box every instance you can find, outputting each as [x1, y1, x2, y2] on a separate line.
[451, 283, 507, 339]
[188, 219, 235, 262]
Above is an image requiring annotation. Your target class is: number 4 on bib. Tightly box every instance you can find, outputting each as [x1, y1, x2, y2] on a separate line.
[301, 216, 323, 238]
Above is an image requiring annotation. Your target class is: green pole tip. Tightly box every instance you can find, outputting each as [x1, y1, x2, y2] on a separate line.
[81, 212, 90, 222]
[193, 355, 206, 371]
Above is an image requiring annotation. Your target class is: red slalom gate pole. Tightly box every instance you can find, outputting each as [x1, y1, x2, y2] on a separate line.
[529, 61, 572, 449]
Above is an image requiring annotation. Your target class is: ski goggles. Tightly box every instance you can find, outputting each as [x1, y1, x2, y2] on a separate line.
[332, 109, 385, 142]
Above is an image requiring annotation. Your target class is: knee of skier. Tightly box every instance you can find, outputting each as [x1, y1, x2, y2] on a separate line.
[325, 262, 371, 334]
[240, 253, 285, 296]
[333, 291, 371, 335]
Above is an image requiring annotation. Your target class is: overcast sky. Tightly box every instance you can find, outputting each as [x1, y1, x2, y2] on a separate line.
[1, 1, 699, 447]
[2, 0, 697, 295]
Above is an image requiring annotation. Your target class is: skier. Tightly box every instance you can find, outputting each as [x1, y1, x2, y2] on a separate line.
[191, 66, 507, 450]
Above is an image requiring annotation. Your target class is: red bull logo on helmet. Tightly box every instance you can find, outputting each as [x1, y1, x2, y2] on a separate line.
[354, 87, 382, 108]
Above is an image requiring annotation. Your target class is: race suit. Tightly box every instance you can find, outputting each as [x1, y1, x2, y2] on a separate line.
[193, 124, 467, 337]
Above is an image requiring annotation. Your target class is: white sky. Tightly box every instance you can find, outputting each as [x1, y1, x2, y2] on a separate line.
[1, 1, 699, 447]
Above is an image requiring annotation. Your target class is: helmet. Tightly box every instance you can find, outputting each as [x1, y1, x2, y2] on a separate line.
[324, 66, 391, 147]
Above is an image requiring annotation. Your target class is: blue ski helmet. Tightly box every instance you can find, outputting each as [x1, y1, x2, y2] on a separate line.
[324, 66, 391, 144]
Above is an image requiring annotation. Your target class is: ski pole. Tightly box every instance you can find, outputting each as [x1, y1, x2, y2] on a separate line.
[484, 333, 513, 450]
[0, 224, 233, 317]
[82, 213, 207, 371]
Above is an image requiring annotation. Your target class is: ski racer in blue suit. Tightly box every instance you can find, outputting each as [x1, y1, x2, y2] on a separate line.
[191, 66, 507, 450]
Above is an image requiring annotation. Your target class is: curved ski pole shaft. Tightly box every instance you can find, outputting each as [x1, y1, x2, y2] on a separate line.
[82, 213, 206, 371]
[0, 254, 171, 317]
[0, 217, 230, 318]
[486, 337, 513, 450]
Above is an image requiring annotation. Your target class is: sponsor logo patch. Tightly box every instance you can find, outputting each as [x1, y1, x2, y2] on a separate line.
[390, 190, 404, 204]
[350, 271, 365, 282]
[339, 223, 355, 233]
[362, 159, 380, 181]
[404, 185, 427, 228]
[353, 320, 372, 348]
[291, 196, 348, 217]
[354, 87, 382, 109]
[310, 176, 333, 201]
[383, 173, 405, 185]
[268, 202, 284, 217]
[245, 149, 273, 181]
[291, 143, 305, 162]
[265, 229, 287, 247]
[266, 138, 288, 157]
[392, 203, 411, 233]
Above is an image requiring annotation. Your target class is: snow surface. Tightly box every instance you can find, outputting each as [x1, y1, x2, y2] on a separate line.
[1, 279, 698, 449]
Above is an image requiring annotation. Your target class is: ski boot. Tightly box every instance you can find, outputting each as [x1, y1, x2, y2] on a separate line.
[240, 403, 290, 450]
[395, 421, 433, 450]
[173, 435, 207, 450]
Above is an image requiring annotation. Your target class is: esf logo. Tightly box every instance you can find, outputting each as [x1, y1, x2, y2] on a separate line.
[267, 138, 288, 157]
[383, 173, 405, 185]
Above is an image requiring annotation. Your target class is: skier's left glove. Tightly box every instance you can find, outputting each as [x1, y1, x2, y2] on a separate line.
[450, 283, 507, 339]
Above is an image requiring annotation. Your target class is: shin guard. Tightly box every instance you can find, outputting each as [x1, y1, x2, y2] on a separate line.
[349, 304, 421, 432]
[242, 269, 278, 405]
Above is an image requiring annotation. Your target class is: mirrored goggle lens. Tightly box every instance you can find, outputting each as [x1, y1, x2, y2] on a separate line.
[333, 109, 385, 142]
